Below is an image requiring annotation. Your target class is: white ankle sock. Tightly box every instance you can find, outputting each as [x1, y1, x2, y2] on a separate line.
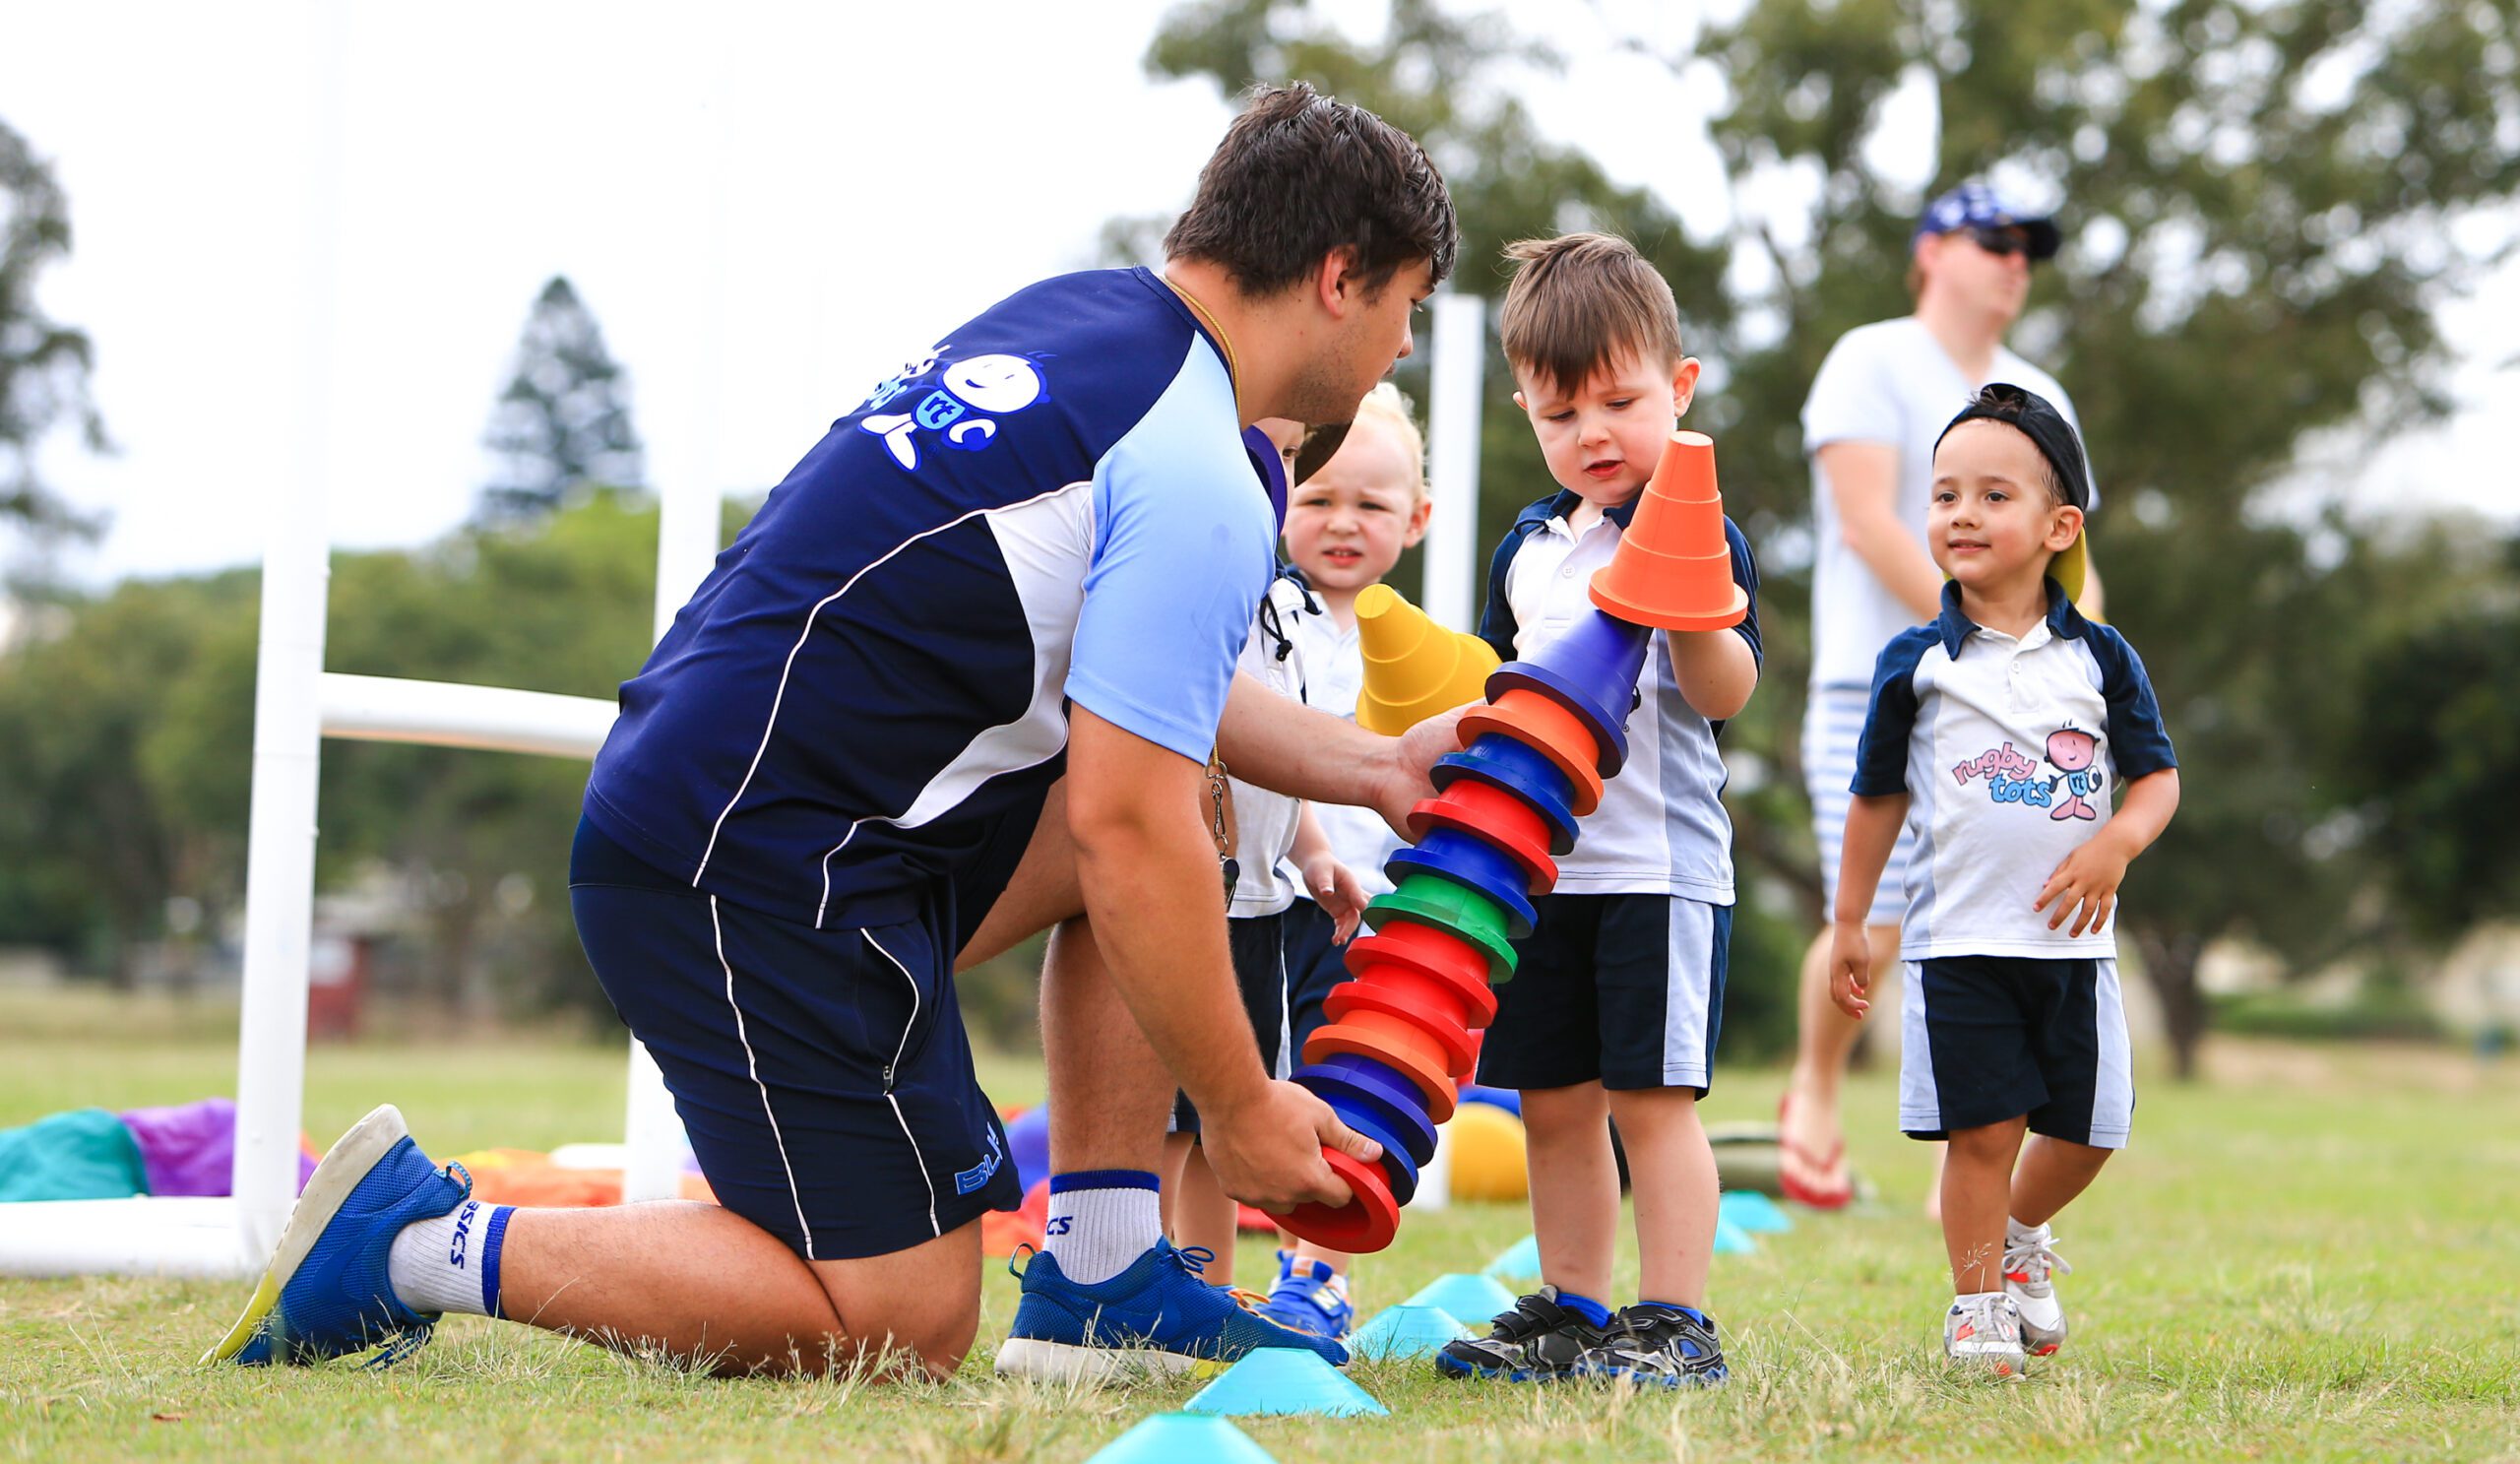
[2006, 1215, 2048, 1245]
[386, 1197, 510, 1317]
[1043, 1170, 1161, 1285]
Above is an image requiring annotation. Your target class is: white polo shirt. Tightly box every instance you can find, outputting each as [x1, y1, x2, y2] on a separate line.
[1802, 317, 2086, 690]
[1228, 574, 1314, 917]
[1480, 489, 1762, 904]
[1279, 594, 1404, 902]
[1852, 582, 2176, 958]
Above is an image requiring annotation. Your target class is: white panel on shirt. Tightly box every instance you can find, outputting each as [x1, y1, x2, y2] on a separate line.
[810, 481, 1094, 925]
[1801, 317, 2087, 689]
[1228, 577, 1315, 916]
[1277, 602, 1403, 902]
[1503, 510, 1735, 904]
[1901, 622, 2122, 958]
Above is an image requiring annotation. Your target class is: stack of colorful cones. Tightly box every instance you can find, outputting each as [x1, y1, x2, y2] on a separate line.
[1270, 429, 1746, 1251]
[1353, 584, 1500, 734]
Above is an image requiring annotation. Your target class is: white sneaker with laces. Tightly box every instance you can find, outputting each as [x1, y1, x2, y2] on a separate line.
[2003, 1222, 2074, 1356]
[1941, 1292, 2026, 1377]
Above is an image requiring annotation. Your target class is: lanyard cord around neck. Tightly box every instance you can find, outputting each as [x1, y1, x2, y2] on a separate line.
[1163, 274, 1240, 412]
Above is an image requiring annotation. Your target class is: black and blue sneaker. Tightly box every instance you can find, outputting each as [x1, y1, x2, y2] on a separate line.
[201, 1104, 472, 1369]
[994, 1240, 1351, 1383]
[1583, 1303, 1731, 1388]
[1434, 1286, 1613, 1382]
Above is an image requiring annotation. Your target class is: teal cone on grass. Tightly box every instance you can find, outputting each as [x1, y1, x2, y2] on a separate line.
[1714, 1216, 1759, 1254]
[1184, 1346, 1389, 1418]
[1404, 1271, 1518, 1321]
[1481, 1233, 1543, 1282]
[1087, 1412, 1281, 1463]
[1350, 1303, 1473, 1361]
[1721, 1189, 1794, 1234]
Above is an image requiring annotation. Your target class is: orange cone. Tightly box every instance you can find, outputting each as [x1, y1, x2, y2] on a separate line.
[1355, 584, 1500, 734]
[1589, 431, 1748, 631]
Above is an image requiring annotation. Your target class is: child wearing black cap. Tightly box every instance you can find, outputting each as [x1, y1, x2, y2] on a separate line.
[1828, 384, 2181, 1376]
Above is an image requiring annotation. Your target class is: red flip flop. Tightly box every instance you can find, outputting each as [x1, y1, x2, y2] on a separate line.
[1776, 1093, 1855, 1210]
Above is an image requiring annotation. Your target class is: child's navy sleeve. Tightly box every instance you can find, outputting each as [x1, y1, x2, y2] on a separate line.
[1476, 528, 1525, 663]
[1850, 628, 1934, 796]
[2086, 625, 2177, 778]
[1723, 517, 1762, 671]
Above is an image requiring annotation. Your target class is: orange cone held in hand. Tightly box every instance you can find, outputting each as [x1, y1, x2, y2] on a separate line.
[1589, 431, 1749, 632]
[1355, 584, 1501, 734]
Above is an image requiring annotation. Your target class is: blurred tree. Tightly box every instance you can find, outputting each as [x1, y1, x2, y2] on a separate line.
[0, 115, 107, 548]
[2332, 527, 2520, 944]
[1679, 0, 2520, 1073]
[0, 573, 255, 977]
[477, 276, 644, 524]
[3, 495, 666, 1019]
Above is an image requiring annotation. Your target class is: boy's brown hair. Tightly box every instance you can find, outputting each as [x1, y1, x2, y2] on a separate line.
[1497, 232, 1684, 393]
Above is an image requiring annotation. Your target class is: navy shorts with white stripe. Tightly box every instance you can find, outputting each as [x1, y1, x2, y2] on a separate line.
[1476, 892, 1730, 1095]
[569, 816, 1021, 1261]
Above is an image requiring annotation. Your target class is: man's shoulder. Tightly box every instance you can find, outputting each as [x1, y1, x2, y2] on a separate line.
[1823, 316, 1929, 365]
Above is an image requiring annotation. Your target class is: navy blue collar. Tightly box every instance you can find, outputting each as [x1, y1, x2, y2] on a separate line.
[1935, 577, 2087, 658]
[1532, 487, 1640, 532]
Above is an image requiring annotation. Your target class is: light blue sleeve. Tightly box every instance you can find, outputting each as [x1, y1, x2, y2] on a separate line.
[1065, 354, 1275, 764]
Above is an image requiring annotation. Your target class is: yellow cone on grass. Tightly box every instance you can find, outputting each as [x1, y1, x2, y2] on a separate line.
[1355, 584, 1499, 734]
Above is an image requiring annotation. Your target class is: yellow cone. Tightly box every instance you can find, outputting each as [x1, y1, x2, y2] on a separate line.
[1355, 584, 1500, 734]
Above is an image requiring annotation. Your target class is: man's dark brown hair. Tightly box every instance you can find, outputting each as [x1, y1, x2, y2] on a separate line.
[1497, 232, 1685, 394]
[1165, 83, 1458, 297]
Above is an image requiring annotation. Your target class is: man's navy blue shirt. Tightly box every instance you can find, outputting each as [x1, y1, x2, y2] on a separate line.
[583, 268, 1274, 929]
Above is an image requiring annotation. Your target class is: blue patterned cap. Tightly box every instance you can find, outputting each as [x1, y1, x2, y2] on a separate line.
[1914, 183, 2061, 260]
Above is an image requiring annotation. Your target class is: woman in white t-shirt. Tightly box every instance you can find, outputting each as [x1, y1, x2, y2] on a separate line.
[1785, 183, 2103, 1213]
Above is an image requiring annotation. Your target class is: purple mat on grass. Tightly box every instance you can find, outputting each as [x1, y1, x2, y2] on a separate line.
[117, 1097, 317, 1196]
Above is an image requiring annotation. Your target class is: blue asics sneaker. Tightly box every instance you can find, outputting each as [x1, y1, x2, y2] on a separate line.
[1583, 1303, 1731, 1388]
[201, 1104, 472, 1369]
[1258, 1248, 1355, 1340]
[994, 1240, 1351, 1383]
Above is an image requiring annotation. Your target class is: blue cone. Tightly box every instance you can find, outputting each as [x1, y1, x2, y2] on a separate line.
[1713, 1216, 1759, 1255]
[1480, 1233, 1543, 1282]
[1088, 1412, 1281, 1463]
[1487, 608, 1652, 775]
[1431, 737, 1582, 855]
[1721, 1189, 1794, 1234]
[1404, 1271, 1518, 1322]
[1293, 1058, 1440, 1166]
[1350, 1304, 1473, 1362]
[1384, 830, 1540, 938]
[1184, 1346, 1390, 1418]
[1320, 1093, 1421, 1204]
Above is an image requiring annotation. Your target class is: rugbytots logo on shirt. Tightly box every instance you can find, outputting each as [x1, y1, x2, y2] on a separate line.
[1950, 725, 2103, 821]
[855, 345, 1049, 471]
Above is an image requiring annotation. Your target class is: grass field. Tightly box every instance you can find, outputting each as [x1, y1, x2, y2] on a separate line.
[3, 987, 2516, 1463]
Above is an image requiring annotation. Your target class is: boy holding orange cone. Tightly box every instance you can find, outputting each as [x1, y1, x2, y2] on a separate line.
[1435, 232, 1760, 1388]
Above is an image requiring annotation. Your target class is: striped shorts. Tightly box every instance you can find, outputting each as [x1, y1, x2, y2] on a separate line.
[1804, 683, 1918, 927]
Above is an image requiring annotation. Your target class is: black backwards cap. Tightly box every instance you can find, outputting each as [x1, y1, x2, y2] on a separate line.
[1935, 382, 2093, 600]
[1935, 383, 2090, 511]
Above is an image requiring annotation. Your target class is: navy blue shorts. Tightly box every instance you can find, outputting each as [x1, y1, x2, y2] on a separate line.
[1279, 898, 1345, 1058]
[571, 817, 1022, 1261]
[1169, 911, 1291, 1137]
[1898, 955, 2133, 1147]
[1476, 893, 1730, 1094]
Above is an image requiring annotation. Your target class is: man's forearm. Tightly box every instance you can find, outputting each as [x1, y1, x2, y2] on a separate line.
[1843, 507, 1944, 622]
[1217, 671, 1392, 805]
[1069, 801, 1271, 1119]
